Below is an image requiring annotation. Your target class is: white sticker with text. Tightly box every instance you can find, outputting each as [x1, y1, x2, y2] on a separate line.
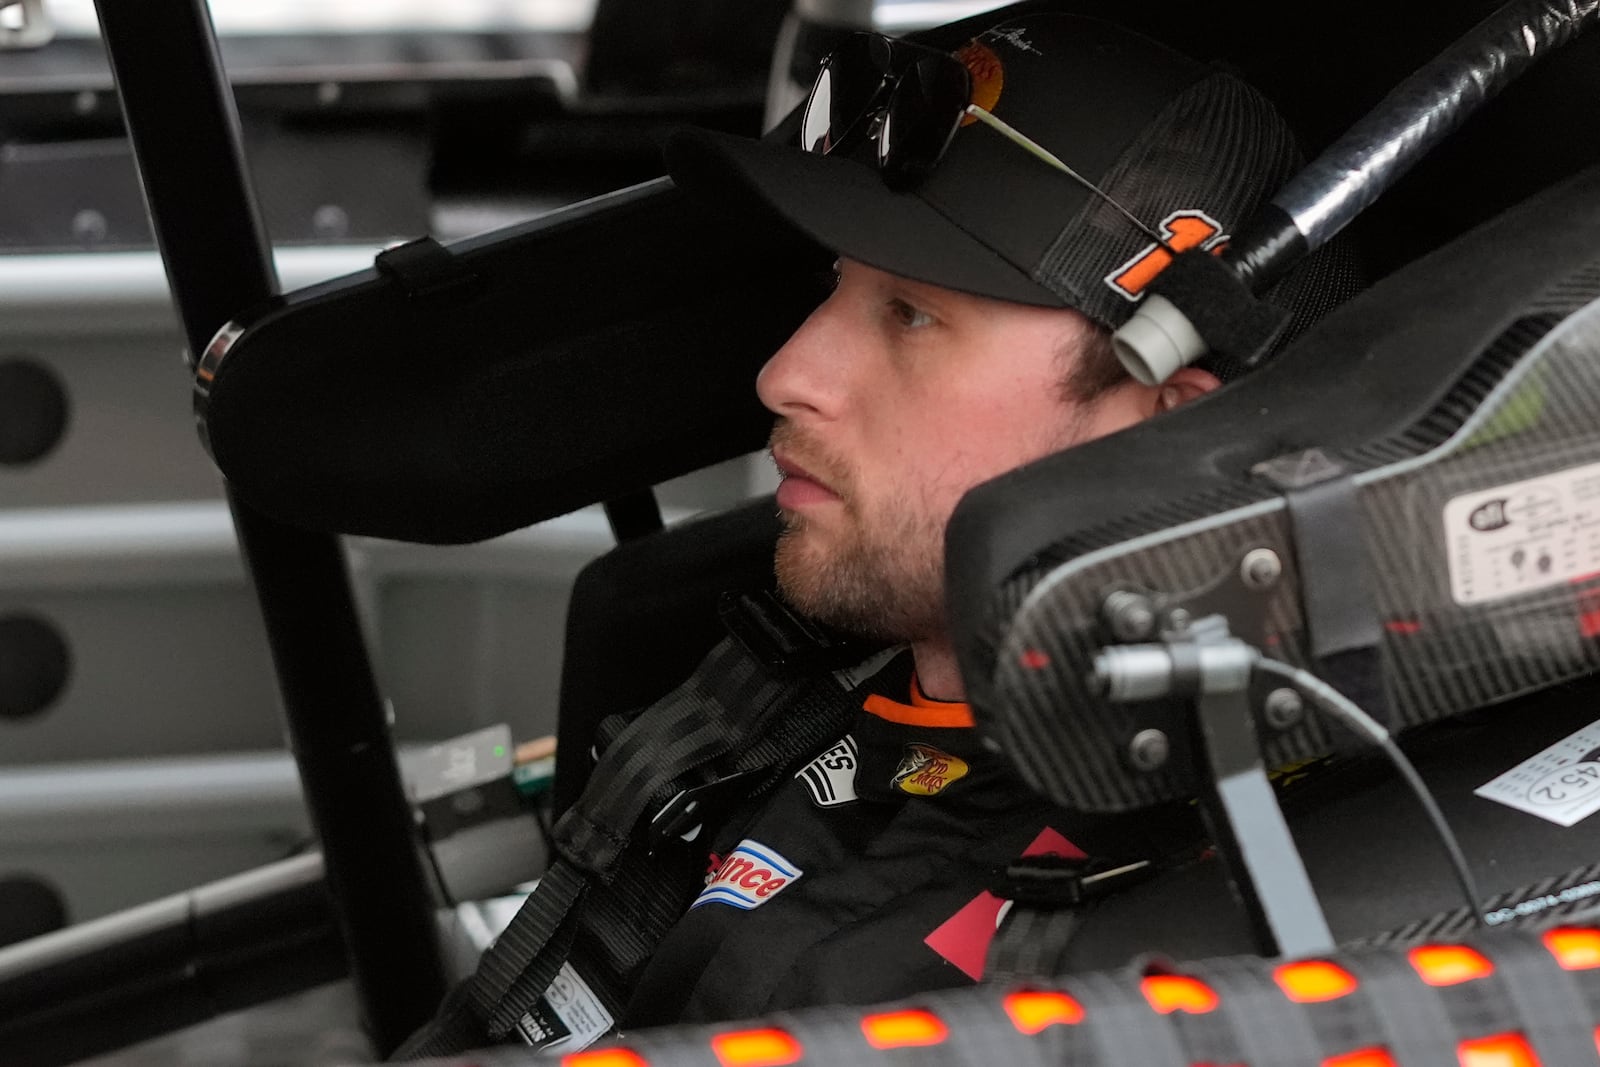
[1475, 718, 1600, 826]
[515, 961, 615, 1052]
[1443, 460, 1600, 605]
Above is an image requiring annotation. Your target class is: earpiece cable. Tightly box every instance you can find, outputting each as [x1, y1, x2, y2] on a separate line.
[1253, 656, 1487, 932]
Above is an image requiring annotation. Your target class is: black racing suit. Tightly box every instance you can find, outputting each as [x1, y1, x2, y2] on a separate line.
[620, 651, 1185, 1026]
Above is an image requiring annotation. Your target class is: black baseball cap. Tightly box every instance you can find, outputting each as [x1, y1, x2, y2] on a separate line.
[667, 12, 1361, 351]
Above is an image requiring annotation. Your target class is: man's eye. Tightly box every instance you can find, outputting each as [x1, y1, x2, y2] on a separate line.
[888, 299, 934, 329]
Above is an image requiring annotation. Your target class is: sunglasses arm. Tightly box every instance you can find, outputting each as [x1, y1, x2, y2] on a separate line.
[963, 106, 1172, 251]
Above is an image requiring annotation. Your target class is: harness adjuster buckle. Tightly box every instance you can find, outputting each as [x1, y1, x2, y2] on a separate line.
[646, 768, 758, 854]
[994, 856, 1155, 908]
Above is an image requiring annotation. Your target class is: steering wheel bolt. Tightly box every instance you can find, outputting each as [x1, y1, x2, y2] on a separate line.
[1263, 687, 1305, 730]
[1241, 548, 1283, 591]
[1128, 729, 1171, 772]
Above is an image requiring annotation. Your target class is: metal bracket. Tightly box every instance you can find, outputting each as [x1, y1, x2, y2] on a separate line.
[1094, 605, 1335, 958]
[1194, 659, 1335, 958]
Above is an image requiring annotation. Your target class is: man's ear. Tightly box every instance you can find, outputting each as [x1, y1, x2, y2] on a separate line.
[1158, 366, 1223, 411]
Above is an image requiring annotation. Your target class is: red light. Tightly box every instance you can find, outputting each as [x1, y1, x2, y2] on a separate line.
[1323, 1050, 1398, 1067]
[1274, 960, 1359, 1003]
[562, 1050, 649, 1067]
[1408, 944, 1495, 986]
[1140, 974, 1220, 1014]
[710, 1028, 802, 1067]
[1544, 928, 1600, 970]
[861, 1010, 948, 1049]
[1457, 1032, 1540, 1066]
[1003, 990, 1085, 1033]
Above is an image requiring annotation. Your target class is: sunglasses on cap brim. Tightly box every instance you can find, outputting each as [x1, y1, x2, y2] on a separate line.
[799, 31, 1172, 249]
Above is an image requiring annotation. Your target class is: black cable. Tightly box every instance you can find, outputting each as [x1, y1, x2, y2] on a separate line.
[1254, 657, 1487, 932]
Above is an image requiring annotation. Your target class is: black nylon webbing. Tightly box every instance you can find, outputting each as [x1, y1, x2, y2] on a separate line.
[484, 667, 867, 1041]
[398, 635, 880, 1057]
[988, 905, 1084, 981]
[475, 864, 588, 1029]
[554, 639, 792, 876]
[1284, 474, 1389, 728]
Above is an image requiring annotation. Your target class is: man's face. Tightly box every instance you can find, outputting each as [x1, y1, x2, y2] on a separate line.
[758, 258, 1156, 644]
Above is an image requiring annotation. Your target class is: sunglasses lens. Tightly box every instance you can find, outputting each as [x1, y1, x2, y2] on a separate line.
[879, 56, 970, 190]
[801, 33, 895, 155]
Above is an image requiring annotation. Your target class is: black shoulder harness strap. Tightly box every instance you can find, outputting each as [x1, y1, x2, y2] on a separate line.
[394, 594, 889, 1060]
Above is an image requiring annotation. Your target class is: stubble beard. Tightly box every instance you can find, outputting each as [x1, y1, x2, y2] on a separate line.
[773, 486, 947, 645]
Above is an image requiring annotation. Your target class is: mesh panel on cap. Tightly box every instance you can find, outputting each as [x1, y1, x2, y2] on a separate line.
[1035, 71, 1304, 331]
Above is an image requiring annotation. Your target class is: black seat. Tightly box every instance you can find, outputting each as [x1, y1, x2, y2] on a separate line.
[551, 497, 782, 814]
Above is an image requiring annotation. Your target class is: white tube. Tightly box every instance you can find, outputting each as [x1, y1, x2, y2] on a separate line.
[1111, 294, 1210, 386]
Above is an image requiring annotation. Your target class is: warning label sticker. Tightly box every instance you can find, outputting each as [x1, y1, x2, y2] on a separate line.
[515, 962, 615, 1053]
[1475, 718, 1600, 827]
[1443, 461, 1600, 605]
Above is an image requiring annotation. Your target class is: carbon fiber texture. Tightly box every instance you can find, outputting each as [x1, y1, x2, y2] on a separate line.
[1032, 67, 1367, 376]
[984, 270, 1600, 813]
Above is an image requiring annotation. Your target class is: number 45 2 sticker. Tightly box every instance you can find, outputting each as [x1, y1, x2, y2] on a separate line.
[1476, 721, 1600, 827]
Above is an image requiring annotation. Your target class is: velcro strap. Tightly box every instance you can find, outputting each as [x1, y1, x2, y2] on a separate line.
[1257, 449, 1389, 729]
[1145, 247, 1290, 366]
[374, 236, 478, 302]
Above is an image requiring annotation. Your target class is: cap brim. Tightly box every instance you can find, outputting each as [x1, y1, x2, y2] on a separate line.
[666, 128, 1066, 308]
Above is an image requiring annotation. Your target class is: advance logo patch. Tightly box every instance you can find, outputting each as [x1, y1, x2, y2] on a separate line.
[693, 840, 802, 911]
[797, 735, 859, 807]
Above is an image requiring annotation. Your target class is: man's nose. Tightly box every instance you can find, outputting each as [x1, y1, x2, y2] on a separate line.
[756, 299, 846, 420]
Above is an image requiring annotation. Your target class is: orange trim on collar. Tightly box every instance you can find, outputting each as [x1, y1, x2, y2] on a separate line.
[863, 674, 975, 729]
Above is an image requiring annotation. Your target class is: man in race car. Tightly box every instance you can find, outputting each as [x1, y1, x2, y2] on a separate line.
[401, 11, 1362, 1054]
[615, 10, 1360, 1026]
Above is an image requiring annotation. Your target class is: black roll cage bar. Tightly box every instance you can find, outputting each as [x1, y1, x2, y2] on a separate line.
[94, 0, 447, 1051]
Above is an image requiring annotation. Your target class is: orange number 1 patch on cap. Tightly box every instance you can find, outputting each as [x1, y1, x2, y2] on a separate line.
[1105, 209, 1228, 300]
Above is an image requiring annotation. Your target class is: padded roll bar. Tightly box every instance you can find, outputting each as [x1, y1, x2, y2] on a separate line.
[0, 855, 343, 1067]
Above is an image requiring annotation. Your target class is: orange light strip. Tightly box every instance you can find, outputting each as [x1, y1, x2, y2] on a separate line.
[861, 1009, 949, 1049]
[710, 1028, 803, 1067]
[1408, 944, 1495, 987]
[1140, 975, 1220, 1015]
[1003, 990, 1086, 1034]
[1322, 1049, 1398, 1067]
[1274, 960, 1360, 1004]
[1544, 928, 1600, 971]
[1457, 1032, 1541, 1067]
[562, 1050, 649, 1067]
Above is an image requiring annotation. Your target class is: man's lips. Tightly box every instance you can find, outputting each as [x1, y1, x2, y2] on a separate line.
[773, 451, 842, 510]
